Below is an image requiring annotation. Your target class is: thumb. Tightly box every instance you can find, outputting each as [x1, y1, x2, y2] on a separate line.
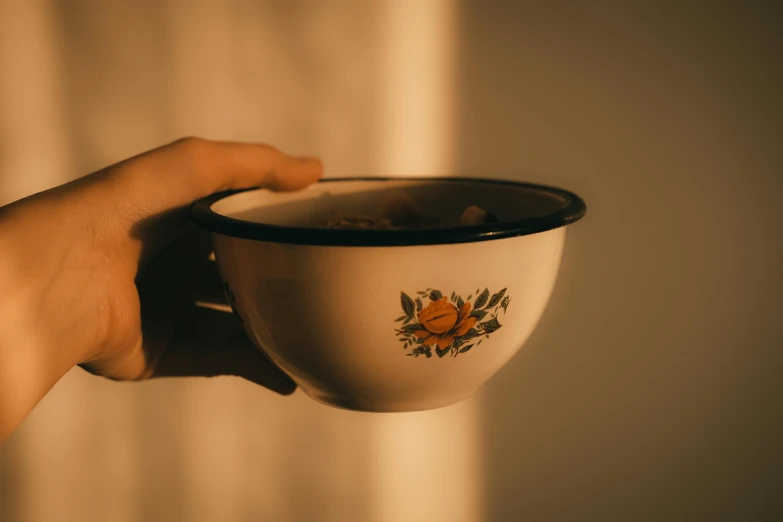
[105, 137, 323, 225]
[76, 137, 322, 269]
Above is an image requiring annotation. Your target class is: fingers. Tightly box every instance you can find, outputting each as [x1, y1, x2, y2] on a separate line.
[136, 232, 295, 395]
[89, 137, 321, 268]
[141, 228, 281, 388]
[100, 137, 323, 235]
[152, 306, 296, 395]
[159, 137, 323, 194]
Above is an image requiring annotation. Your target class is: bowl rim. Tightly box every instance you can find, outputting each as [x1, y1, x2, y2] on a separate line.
[191, 177, 587, 247]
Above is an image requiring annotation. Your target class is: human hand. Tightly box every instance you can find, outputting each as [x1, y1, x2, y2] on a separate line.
[0, 138, 322, 441]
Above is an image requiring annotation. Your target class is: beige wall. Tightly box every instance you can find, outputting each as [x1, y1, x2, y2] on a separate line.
[457, 2, 783, 520]
[1, 1, 781, 521]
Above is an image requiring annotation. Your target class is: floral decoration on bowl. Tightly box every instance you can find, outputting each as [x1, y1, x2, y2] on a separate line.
[396, 287, 511, 358]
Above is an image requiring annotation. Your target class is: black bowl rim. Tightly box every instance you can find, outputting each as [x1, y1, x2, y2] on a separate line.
[191, 177, 587, 247]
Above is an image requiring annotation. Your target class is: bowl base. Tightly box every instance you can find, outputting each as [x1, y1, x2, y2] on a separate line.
[302, 386, 481, 413]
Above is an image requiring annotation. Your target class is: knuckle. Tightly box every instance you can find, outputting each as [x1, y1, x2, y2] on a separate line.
[170, 137, 214, 188]
[173, 136, 208, 155]
[256, 143, 283, 165]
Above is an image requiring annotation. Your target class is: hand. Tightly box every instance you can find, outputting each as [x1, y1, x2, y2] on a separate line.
[0, 138, 323, 441]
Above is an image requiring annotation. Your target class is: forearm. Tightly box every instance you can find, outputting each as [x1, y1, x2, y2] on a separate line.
[0, 199, 91, 442]
[0, 296, 73, 442]
[0, 265, 77, 443]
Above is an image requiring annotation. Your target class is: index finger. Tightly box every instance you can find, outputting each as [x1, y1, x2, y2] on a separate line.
[105, 137, 323, 226]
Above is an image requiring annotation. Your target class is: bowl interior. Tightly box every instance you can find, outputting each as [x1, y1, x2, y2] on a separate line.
[211, 178, 570, 228]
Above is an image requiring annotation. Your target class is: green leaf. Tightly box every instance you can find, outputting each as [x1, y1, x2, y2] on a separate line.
[404, 343, 408, 349]
[435, 344, 451, 358]
[501, 295, 511, 313]
[453, 328, 479, 350]
[408, 346, 432, 358]
[458, 344, 475, 354]
[401, 292, 416, 317]
[475, 288, 480, 294]
[457, 296, 465, 308]
[477, 339, 483, 345]
[469, 309, 488, 321]
[429, 289, 443, 301]
[480, 317, 502, 334]
[395, 315, 407, 322]
[402, 323, 425, 334]
[474, 288, 490, 309]
[488, 288, 507, 308]
[403, 316, 412, 326]
[416, 297, 423, 312]
[467, 294, 473, 300]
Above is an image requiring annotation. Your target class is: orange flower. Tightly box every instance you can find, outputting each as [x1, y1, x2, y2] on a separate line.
[414, 298, 478, 351]
[417, 297, 458, 333]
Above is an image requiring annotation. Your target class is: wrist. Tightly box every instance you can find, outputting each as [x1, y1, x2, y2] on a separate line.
[0, 231, 80, 441]
[0, 202, 91, 372]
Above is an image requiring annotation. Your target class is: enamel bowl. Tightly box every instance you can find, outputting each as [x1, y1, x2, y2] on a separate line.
[192, 178, 586, 412]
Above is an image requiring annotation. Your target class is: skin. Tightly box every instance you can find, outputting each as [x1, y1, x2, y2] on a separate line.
[0, 137, 323, 443]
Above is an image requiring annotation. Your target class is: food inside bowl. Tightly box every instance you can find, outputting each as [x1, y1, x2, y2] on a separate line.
[460, 205, 498, 226]
[324, 216, 395, 230]
[324, 192, 498, 230]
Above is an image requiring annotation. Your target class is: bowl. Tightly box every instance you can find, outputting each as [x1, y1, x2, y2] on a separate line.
[192, 177, 586, 412]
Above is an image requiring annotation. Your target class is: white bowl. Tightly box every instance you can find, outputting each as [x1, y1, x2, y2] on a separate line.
[192, 178, 586, 412]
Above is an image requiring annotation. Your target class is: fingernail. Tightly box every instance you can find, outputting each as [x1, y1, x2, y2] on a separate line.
[294, 155, 322, 165]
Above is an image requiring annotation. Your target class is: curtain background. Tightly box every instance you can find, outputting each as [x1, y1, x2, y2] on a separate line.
[1, 1, 781, 521]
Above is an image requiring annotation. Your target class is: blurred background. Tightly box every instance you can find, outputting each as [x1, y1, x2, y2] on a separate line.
[1, 1, 781, 521]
